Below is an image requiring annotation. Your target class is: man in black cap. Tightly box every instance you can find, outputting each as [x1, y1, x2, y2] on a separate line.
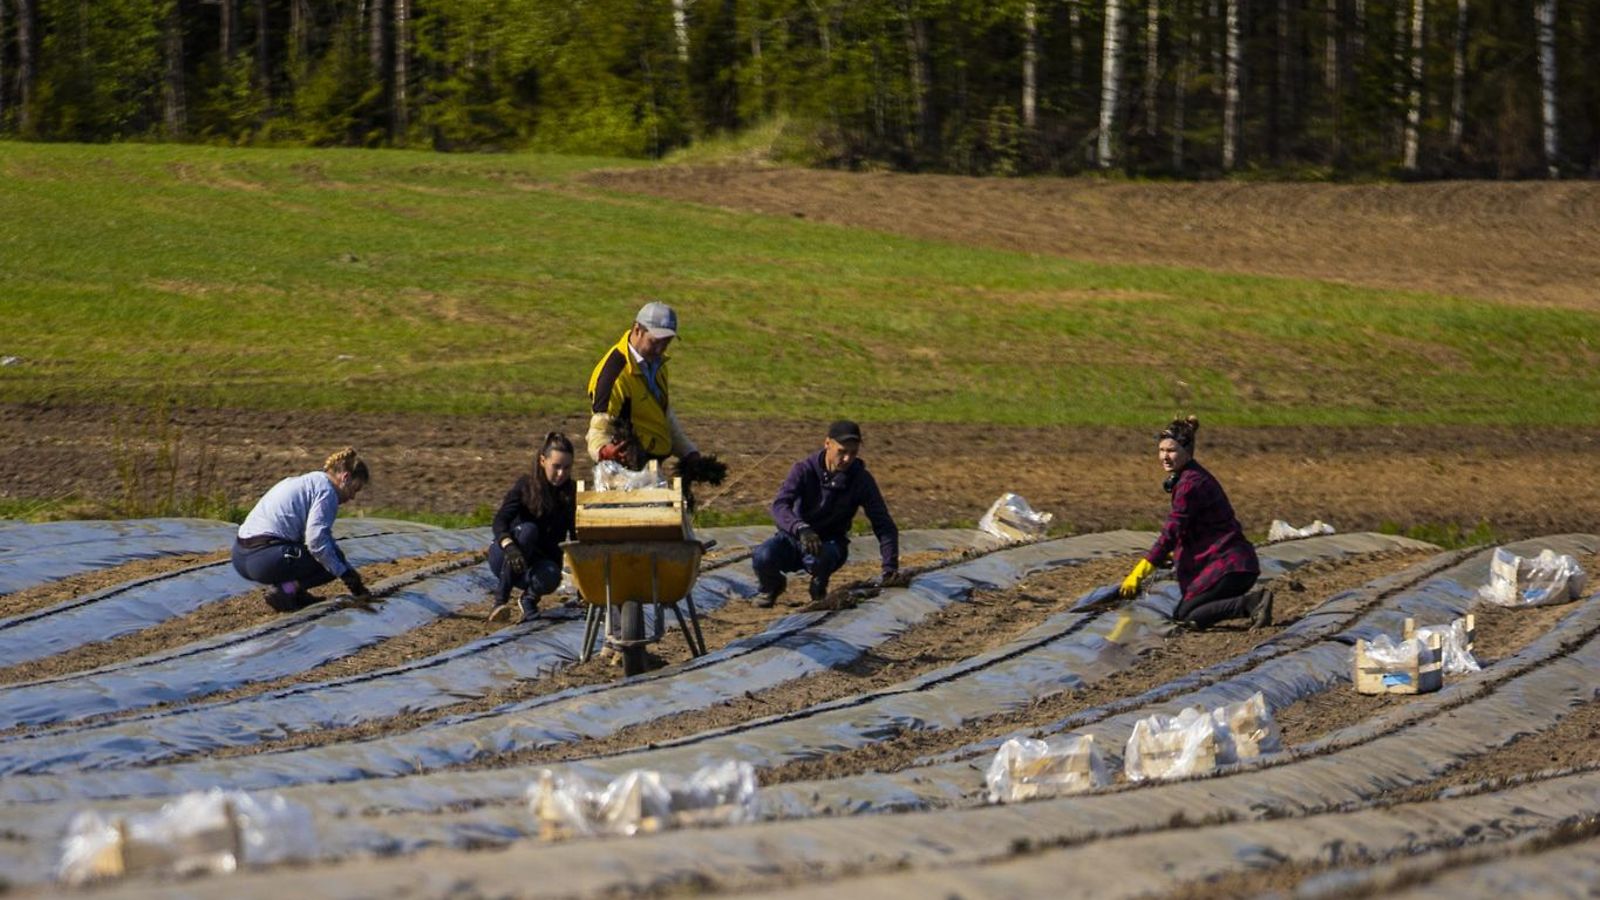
[751, 420, 903, 607]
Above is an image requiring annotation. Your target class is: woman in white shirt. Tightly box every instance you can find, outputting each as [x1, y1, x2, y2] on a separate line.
[232, 447, 370, 611]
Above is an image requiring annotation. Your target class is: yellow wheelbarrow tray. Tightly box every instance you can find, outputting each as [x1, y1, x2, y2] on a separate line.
[561, 538, 711, 675]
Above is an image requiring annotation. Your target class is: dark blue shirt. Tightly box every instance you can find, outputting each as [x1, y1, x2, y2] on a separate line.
[770, 450, 899, 574]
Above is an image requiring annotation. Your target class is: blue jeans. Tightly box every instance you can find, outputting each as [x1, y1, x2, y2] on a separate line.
[487, 522, 563, 606]
[752, 531, 849, 599]
[231, 540, 336, 591]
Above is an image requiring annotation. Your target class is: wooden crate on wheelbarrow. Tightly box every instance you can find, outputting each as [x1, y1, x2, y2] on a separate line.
[563, 465, 711, 676]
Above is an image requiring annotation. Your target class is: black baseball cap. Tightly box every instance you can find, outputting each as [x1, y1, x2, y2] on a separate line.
[827, 420, 863, 443]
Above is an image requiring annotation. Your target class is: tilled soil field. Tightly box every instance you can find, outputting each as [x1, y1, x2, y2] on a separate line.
[0, 521, 1597, 900]
[5, 174, 1600, 897]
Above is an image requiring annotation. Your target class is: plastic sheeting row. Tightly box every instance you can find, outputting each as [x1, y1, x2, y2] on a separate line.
[0, 518, 243, 596]
[0, 528, 779, 776]
[763, 535, 1596, 819]
[52, 745, 1600, 899]
[0, 531, 1423, 870]
[0, 530, 1037, 803]
[0, 522, 484, 670]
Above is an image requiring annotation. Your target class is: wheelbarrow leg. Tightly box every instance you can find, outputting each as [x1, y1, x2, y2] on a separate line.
[650, 554, 664, 642]
[669, 603, 703, 657]
[684, 593, 708, 658]
[581, 604, 602, 662]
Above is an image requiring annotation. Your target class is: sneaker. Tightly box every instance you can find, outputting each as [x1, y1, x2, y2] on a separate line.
[754, 572, 786, 608]
[1247, 588, 1275, 631]
[486, 603, 515, 623]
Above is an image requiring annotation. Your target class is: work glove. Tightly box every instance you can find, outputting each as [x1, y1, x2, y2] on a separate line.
[879, 570, 910, 589]
[501, 541, 527, 580]
[598, 439, 632, 463]
[1118, 559, 1155, 599]
[341, 568, 371, 600]
[797, 525, 823, 557]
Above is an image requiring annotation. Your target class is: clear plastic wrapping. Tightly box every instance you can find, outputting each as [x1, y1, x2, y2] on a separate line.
[1266, 519, 1336, 543]
[985, 735, 1109, 803]
[591, 461, 669, 492]
[56, 789, 314, 885]
[977, 493, 1054, 542]
[1124, 692, 1281, 781]
[1478, 547, 1588, 607]
[1414, 617, 1480, 675]
[528, 760, 757, 840]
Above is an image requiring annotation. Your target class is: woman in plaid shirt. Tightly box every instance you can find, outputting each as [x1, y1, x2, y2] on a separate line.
[1118, 416, 1273, 630]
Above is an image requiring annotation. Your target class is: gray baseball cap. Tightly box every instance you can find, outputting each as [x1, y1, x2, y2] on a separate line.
[635, 301, 679, 338]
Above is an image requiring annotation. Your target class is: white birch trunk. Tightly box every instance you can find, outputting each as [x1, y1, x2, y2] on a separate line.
[1392, 0, 1406, 114]
[1023, 1, 1038, 129]
[393, 0, 409, 141]
[1209, 0, 1221, 77]
[1223, 0, 1240, 169]
[1146, 0, 1160, 136]
[805, 0, 832, 60]
[369, 0, 384, 81]
[673, 0, 691, 63]
[1536, 0, 1559, 177]
[1402, 0, 1424, 170]
[1099, 0, 1126, 167]
[1448, 0, 1466, 153]
[221, 0, 236, 58]
[1352, 0, 1364, 62]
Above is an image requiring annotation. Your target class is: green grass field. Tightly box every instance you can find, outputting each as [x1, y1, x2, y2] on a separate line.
[3, 142, 1597, 426]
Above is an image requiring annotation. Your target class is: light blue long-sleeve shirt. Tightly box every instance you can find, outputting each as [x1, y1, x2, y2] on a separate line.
[237, 471, 349, 578]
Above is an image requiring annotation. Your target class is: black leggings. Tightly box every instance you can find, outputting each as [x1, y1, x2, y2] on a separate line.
[1173, 570, 1259, 628]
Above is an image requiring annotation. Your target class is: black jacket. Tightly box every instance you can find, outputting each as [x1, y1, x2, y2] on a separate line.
[492, 475, 576, 562]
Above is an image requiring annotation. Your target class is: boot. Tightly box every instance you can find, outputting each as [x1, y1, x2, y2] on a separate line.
[487, 602, 515, 623]
[1247, 588, 1275, 631]
[264, 581, 305, 613]
[517, 591, 540, 623]
[808, 577, 829, 607]
[754, 572, 785, 608]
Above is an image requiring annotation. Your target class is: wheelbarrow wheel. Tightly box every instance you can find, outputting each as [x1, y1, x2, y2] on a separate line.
[620, 600, 647, 676]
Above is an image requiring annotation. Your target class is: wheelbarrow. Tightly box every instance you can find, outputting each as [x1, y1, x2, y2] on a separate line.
[563, 463, 711, 676]
[563, 539, 709, 676]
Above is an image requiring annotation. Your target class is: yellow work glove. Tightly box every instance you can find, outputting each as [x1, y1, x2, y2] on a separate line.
[1119, 559, 1155, 599]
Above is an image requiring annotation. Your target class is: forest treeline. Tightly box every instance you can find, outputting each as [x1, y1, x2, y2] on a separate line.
[0, 0, 1596, 178]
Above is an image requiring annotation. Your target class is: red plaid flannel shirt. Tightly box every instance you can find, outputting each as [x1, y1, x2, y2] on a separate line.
[1144, 461, 1259, 601]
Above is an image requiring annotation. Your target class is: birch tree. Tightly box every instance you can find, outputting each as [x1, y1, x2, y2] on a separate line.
[1536, 0, 1559, 177]
[1145, 0, 1160, 137]
[1172, 0, 1192, 170]
[1098, 0, 1125, 167]
[672, 0, 690, 62]
[1448, 0, 1466, 154]
[1069, 0, 1083, 89]
[393, 0, 409, 141]
[1402, 0, 1423, 170]
[1022, 0, 1037, 129]
[1223, 0, 1239, 168]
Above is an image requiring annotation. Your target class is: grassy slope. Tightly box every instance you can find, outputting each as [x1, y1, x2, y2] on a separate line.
[3, 142, 1597, 426]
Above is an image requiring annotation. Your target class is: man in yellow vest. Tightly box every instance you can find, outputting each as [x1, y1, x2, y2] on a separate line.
[587, 301, 702, 471]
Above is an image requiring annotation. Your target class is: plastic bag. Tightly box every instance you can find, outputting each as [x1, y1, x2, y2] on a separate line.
[1266, 519, 1336, 543]
[529, 760, 758, 840]
[1124, 692, 1280, 781]
[1478, 548, 1588, 607]
[1212, 692, 1282, 763]
[1124, 707, 1218, 782]
[978, 493, 1054, 542]
[1357, 634, 1424, 668]
[985, 735, 1108, 803]
[57, 789, 315, 885]
[1414, 617, 1479, 675]
[592, 461, 668, 492]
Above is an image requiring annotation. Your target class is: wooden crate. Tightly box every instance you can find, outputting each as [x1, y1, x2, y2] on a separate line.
[1402, 614, 1476, 655]
[1129, 721, 1218, 781]
[1354, 630, 1444, 695]
[1000, 736, 1102, 800]
[575, 462, 691, 542]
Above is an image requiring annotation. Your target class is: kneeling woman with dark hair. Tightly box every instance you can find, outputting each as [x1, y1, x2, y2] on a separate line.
[487, 432, 577, 623]
[1118, 416, 1273, 630]
[233, 447, 371, 612]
